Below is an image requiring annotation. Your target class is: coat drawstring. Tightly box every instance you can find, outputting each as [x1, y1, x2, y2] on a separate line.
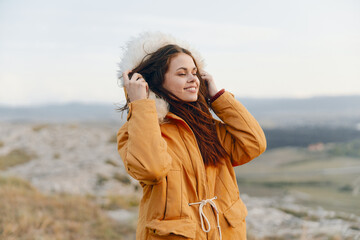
[188, 196, 222, 240]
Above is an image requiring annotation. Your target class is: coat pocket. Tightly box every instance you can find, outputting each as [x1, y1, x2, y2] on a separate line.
[223, 197, 248, 228]
[146, 218, 196, 239]
[164, 169, 182, 219]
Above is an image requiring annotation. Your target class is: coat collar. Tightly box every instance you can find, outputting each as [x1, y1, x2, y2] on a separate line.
[148, 90, 170, 124]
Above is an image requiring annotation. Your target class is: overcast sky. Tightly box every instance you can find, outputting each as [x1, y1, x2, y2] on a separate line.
[0, 0, 359, 106]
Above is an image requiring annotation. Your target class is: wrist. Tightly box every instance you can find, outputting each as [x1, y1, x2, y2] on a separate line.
[209, 89, 225, 103]
[209, 89, 219, 98]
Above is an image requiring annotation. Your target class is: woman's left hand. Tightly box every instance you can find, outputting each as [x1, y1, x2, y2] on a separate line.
[200, 70, 218, 98]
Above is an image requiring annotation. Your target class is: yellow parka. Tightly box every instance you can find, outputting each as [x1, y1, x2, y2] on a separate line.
[117, 91, 267, 240]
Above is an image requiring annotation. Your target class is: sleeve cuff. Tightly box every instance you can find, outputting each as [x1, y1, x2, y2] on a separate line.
[209, 89, 225, 103]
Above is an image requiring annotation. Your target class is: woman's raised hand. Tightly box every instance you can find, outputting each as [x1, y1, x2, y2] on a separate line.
[200, 70, 218, 98]
[123, 70, 149, 102]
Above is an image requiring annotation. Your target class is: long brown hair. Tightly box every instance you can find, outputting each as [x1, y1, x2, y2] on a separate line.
[119, 44, 228, 166]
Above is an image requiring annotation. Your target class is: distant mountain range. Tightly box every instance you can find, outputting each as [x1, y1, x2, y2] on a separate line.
[239, 95, 360, 128]
[0, 102, 125, 123]
[1, 95, 360, 128]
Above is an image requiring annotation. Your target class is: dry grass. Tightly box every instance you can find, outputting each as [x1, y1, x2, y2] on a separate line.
[0, 176, 127, 240]
[101, 194, 140, 211]
[95, 173, 109, 186]
[32, 124, 50, 132]
[0, 141, 4, 148]
[0, 149, 35, 170]
[53, 152, 61, 159]
[105, 158, 120, 167]
[113, 172, 131, 184]
[108, 134, 117, 144]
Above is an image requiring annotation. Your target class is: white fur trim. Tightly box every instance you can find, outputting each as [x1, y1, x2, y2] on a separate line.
[148, 90, 169, 123]
[117, 31, 205, 86]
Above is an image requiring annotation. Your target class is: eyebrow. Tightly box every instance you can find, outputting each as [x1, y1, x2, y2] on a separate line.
[176, 67, 197, 71]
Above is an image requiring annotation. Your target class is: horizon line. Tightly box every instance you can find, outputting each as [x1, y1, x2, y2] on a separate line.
[1, 93, 360, 108]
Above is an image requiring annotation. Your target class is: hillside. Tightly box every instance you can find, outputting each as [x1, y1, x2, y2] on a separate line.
[1, 122, 359, 239]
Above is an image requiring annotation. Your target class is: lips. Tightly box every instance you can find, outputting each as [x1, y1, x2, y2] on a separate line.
[184, 86, 197, 93]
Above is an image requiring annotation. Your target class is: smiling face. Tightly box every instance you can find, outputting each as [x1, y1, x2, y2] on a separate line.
[163, 53, 200, 102]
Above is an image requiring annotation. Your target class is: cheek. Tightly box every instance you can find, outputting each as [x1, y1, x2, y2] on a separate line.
[164, 77, 183, 93]
[196, 77, 200, 86]
[170, 84, 184, 94]
[162, 76, 172, 91]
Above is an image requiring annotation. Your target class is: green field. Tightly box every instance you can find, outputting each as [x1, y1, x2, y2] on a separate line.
[235, 146, 360, 216]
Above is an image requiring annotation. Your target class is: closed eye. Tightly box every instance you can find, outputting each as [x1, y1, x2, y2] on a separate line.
[178, 72, 197, 76]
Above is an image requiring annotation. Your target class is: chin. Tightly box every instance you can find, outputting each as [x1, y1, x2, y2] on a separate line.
[178, 93, 199, 102]
[186, 96, 198, 102]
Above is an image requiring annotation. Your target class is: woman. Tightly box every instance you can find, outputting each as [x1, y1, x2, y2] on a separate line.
[117, 32, 266, 240]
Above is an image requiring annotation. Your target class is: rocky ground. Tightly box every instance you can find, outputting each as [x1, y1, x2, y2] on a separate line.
[0, 121, 136, 196]
[243, 194, 360, 239]
[0, 122, 359, 239]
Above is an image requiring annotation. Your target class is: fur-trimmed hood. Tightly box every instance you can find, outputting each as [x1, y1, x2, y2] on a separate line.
[117, 31, 205, 122]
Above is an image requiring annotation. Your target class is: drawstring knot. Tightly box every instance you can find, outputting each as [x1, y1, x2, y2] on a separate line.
[188, 196, 222, 240]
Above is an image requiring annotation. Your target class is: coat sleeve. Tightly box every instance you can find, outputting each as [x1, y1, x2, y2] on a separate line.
[116, 98, 172, 185]
[211, 91, 267, 166]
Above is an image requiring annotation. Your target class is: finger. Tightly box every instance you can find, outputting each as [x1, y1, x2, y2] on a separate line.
[142, 81, 149, 91]
[140, 80, 148, 86]
[123, 70, 131, 85]
[145, 83, 149, 97]
[201, 72, 211, 80]
[136, 77, 146, 82]
[130, 73, 143, 81]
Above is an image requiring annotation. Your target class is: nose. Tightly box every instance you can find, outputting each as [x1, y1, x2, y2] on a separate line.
[187, 74, 197, 82]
